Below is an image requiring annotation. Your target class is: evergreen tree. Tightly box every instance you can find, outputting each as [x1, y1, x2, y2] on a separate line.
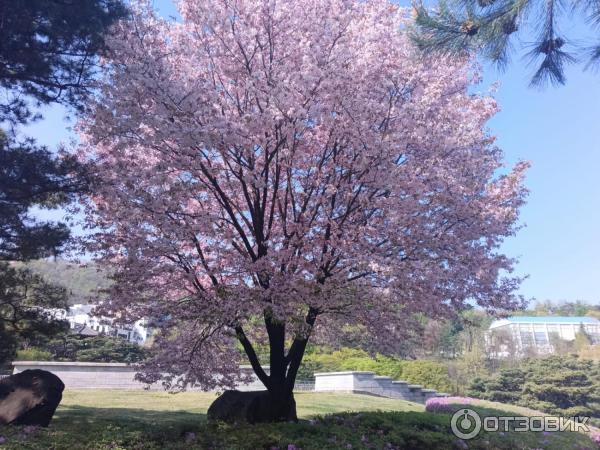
[0, 131, 82, 261]
[413, 0, 600, 86]
[41, 335, 149, 364]
[0, 262, 70, 365]
[0, 0, 128, 125]
[469, 356, 600, 419]
[0, 0, 127, 365]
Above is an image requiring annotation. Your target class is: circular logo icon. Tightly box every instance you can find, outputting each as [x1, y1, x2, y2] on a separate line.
[451, 408, 482, 440]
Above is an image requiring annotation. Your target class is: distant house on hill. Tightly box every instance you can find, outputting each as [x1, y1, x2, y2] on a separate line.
[71, 322, 99, 337]
[51, 304, 152, 344]
[486, 316, 600, 358]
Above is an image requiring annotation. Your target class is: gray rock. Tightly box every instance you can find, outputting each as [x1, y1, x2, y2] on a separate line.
[0, 369, 64, 427]
[207, 390, 297, 423]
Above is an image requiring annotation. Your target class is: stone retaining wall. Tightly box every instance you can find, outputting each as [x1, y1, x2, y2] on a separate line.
[11, 363, 443, 403]
[314, 371, 448, 404]
[11, 361, 267, 391]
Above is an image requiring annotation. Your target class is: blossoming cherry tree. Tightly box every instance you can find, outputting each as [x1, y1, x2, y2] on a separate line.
[78, 0, 527, 421]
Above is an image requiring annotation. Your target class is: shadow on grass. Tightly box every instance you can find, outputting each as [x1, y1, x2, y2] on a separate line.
[0, 406, 207, 450]
[52, 405, 206, 435]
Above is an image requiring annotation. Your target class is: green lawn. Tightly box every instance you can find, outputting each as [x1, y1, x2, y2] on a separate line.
[59, 389, 422, 418]
[0, 390, 597, 449]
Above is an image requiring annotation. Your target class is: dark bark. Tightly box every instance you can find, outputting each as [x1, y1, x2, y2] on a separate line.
[235, 325, 270, 389]
[210, 307, 319, 422]
[265, 308, 286, 387]
[284, 307, 318, 392]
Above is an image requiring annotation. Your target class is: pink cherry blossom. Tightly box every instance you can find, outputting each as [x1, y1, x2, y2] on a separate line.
[77, 0, 528, 394]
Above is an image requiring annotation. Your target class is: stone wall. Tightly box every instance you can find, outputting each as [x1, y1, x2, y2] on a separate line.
[12, 362, 267, 391]
[11, 363, 443, 403]
[314, 371, 448, 404]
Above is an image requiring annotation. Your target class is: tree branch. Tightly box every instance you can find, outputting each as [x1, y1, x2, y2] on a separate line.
[235, 325, 271, 389]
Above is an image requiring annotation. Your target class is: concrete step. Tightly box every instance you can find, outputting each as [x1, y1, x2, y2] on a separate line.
[314, 371, 447, 404]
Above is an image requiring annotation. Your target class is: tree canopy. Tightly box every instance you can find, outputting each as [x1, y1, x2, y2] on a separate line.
[0, 0, 127, 366]
[77, 0, 527, 419]
[0, 261, 70, 365]
[0, 131, 83, 261]
[0, 0, 128, 125]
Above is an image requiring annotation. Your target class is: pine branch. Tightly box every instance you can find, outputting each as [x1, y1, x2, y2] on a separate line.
[526, 0, 575, 86]
[584, 41, 600, 70]
[412, 0, 583, 86]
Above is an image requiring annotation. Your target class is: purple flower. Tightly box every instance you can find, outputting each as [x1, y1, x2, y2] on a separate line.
[0, 436, 6, 444]
[455, 439, 469, 449]
[23, 425, 38, 435]
[425, 397, 475, 413]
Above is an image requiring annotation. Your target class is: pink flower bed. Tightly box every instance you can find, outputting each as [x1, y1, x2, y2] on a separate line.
[425, 396, 476, 413]
[590, 430, 600, 446]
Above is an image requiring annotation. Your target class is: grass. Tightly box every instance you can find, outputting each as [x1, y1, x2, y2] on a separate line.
[59, 390, 422, 417]
[0, 390, 598, 449]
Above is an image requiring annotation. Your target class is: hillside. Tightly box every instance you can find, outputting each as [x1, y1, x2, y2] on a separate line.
[24, 259, 111, 305]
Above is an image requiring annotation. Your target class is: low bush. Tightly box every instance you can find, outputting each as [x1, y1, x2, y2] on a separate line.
[15, 348, 53, 361]
[17, 335, 149, 364]
[400, 360, 453, 393]
[298, 348, 453, 392]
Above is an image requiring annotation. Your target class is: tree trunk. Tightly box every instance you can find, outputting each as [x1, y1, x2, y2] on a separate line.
[262, 310, 299, 421]
[264, 382, 298, 422]
[210, 307, 318, 423]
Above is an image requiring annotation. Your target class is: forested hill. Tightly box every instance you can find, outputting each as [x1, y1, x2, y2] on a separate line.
[25, 259, 111, 305]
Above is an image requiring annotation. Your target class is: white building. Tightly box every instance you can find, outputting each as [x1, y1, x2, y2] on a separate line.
[486, 316, 600, 357]
[51, 304, 152, 345]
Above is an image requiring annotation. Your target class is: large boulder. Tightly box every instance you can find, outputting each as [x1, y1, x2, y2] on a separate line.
[0, 369, 65, 427]
[207, 390, 297, 423]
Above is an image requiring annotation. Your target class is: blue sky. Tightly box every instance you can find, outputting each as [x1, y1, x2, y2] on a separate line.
[22, 0, 599, 305]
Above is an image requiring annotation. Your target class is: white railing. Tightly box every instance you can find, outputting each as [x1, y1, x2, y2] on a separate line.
[293, 380, 315, 391]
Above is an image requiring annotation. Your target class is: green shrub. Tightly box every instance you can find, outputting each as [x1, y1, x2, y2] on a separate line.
[298, 348, 401, 379]
[297, 347, 453, 392]
[44, 335, 149, 363]
[400, 360, 453, 393]
[15, 347, 53, 361]
[468, 355, 600, 423]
